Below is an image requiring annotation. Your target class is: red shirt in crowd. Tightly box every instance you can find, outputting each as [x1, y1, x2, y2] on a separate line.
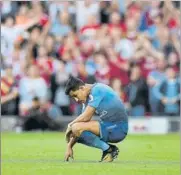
[36, 58, 53, 85]
[108, 57, 129, 86]
[137, 57, 156, 79]
[80, 24, 100, 36]
[95, 67, 110, 85]
[168, 18, 178, 29]
[108, 22, 127, 35]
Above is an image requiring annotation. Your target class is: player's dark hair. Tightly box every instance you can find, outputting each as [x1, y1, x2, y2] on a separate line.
[65, 75, 85, 95]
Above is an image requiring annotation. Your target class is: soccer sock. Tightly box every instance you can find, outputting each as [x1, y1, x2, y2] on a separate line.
[77, 131, 110, 151]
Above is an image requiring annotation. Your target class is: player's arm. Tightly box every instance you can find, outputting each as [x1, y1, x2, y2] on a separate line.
[69, 88, 103, 126]
[69, 106, 96, 126]
[68, 136, 77, 147]
[65, 106, 95, 142]
[64, 135, 77, 161]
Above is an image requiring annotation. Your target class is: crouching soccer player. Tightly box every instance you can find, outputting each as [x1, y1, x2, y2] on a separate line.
[64, 76, 128, 162]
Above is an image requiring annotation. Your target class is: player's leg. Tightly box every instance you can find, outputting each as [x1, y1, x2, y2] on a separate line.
[71, 120, 128, 143]
[71, 121, 119, 162]
[71, 121, 109, 151]
[98, 120, 128, 161]
[71, 120, 100, 137]
[71, 120, 128, 161]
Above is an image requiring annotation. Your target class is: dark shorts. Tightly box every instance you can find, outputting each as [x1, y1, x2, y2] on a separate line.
[99, 121, 128, 143]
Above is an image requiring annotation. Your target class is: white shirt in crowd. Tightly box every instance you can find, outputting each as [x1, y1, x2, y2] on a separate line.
[76, 1, 100, 29]
[19, 77, 48, 106]
[1, 25, 24, 58]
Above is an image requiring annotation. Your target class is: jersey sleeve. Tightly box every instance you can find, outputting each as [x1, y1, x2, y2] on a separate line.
[88, 86, 105, 109]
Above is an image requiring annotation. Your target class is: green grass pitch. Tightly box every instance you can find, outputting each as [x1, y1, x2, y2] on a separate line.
[1, 132, 180, 175]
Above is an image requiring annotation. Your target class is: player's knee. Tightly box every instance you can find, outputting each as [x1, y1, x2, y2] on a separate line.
[71, 123, 83, 137]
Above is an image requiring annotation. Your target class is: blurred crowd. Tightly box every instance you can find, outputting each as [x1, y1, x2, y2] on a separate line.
[1, 1, 180, 119]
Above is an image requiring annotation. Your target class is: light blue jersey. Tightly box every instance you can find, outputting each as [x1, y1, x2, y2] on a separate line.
[83, 83, 128, 123]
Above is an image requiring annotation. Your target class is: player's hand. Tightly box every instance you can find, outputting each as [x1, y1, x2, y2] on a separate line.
[64, 147, 74, 162]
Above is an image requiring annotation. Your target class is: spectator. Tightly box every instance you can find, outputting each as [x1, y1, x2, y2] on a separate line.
[58, 32, 78, 59]
[1, 2, 13, 16]
[50, 10, 72, 38]
[1, 66, 18, 115]
[15, 5, 30, 25]
[48, 2, 75, 22]
[138, 1, 161, 31]
[48, 2, 67, 20]
[147, 56, 167, 115]
[23, 97, 61, 131]
[44, 35, 58, 58]
[76, 1, 100, 29]
[85, 57, 97, 83]
[19, 65, 48, 116]
[80, 41, 95, 60]
[1, 14, 40, 60]
[125, 66, 149, 117]
[80, 15, 100, 40]
[145, 9, 170, 51]
[94, 51, 110, 85]
[36, 45, 53, 85]
[115, 17, 136, 60]
[29, 1, 49, 27]
[154, 67, 180, 116]
[26, 26, 42, 60]
[42, 101, 63, 120]
[106, 48, 129, 86]
[50, 61, 71, 115]
[1, 2, 18, 17]
[10, 43, 27, 80]
[111, 78, 127, 102]
[1, 1, 180, 118]
[109, 11, 126, 35]
[167, 52, 179, 74]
